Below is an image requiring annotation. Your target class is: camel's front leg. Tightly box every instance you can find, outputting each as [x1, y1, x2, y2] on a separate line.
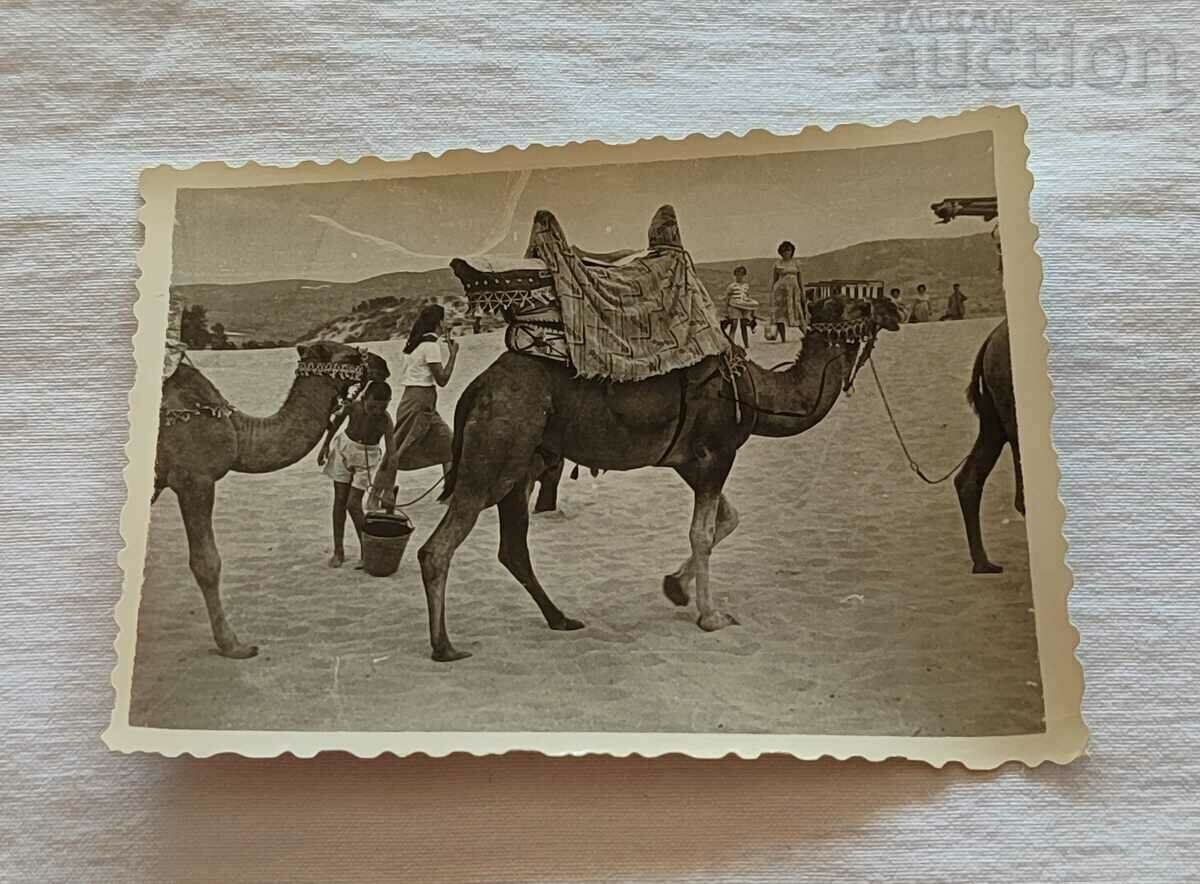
[663, 495, 739, 607]
[174, 473, 257, 658]
[688, 490, 739, 631]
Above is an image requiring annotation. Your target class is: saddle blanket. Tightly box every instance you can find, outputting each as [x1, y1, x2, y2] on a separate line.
[452, 205, 729, 383]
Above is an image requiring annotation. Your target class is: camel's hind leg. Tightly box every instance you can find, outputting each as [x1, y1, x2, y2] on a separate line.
[174, 473, 257, 658]
[417, 494, 484, 662]
[675, 458, 739, 631]
[418, 374, 555, 661]
[1012, 442, 1025, 516]
[1001, 412, 1025, 517]
[954, 418, 1007, 574]
[498, 483, 584, 630]
[663, 495, 739, 607]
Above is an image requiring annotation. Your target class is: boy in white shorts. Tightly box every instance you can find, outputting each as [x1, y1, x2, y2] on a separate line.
[317, 381, 396, 568]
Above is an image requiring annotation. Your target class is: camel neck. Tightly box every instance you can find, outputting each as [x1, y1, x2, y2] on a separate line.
[748, 344, 847, 438]
[230, 374, 339, 473]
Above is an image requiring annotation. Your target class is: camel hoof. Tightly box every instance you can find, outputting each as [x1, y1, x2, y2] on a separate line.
[550, 616, 585, 631]
[431, 646, 472, 663]
[663, 574, 690, 606]
[218, 642, 259, 659]
[972, 561, 1004, 574]
[697, 611, 739, 632]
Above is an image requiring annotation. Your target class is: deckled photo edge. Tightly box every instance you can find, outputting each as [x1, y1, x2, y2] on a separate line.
[109, 172, 176, 744]
[105, 105, 1086, 768]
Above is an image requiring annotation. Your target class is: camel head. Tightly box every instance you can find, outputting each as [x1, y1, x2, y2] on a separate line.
[295, 340, 390, 399]
[804, 295, 900, 392]
[869, 293, 904, 332]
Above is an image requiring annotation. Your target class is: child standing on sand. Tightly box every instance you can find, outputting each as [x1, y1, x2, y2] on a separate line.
[722, 265, 758, 349]
[318, 380, 396, 568]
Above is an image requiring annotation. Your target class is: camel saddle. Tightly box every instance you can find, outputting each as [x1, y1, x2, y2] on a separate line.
[450, 205, 729, 383]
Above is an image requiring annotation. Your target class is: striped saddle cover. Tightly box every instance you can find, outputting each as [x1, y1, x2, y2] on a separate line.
[448, 205, 727, 382]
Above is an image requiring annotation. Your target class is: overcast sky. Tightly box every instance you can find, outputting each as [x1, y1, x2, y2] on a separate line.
[172, 130, 996, 285]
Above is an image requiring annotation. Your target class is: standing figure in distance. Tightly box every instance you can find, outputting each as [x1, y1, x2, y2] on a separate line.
[909, 283, 932, 323]
[769, 240, 805, 343]
[888, 287, 910, 323]
[723, 265, 758, 349]
[941, 283, 968, 321]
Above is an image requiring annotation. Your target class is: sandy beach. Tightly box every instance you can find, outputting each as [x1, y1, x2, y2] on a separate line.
[129, 317, 1043, 736]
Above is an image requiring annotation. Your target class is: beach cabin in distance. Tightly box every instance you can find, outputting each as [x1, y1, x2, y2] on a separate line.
[804, 279, 886, 303]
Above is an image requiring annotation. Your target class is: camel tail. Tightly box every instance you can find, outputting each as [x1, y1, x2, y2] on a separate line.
[438, 378, 484, 502]
[965, 336, 992, 417]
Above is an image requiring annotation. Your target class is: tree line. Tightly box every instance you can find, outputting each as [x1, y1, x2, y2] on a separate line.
[179, 305, 291, 350]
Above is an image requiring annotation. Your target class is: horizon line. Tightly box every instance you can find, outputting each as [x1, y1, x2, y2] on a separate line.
[171, 228, 995, 290]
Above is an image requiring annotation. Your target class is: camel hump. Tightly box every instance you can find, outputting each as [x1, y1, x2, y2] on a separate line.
[161, 361, 233, 417]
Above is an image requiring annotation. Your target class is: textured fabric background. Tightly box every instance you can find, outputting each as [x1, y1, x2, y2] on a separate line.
[2, 2, 1197, 881]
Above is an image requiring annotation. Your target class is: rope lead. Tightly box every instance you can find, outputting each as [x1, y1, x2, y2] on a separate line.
[868, 357, 970, 485]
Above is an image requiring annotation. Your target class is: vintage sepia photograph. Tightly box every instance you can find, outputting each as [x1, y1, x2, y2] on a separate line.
[107, 107, 1083, 766]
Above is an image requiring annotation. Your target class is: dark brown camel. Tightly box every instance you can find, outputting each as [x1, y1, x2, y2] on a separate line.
[954, 319, 1024, 573]
[415, 295, 902, 661]
[154, 341, 389, 657]
[531, 457, 601, 513]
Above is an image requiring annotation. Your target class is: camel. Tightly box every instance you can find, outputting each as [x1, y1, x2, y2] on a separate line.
[954, 319, 1023, 573]
[415, 294, 903, 661]
[154, 341, 389, 658]
[530, 457, 601, 513]
[531, 457, 567, 513]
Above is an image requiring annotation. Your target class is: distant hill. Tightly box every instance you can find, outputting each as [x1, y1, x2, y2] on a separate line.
[297, 293, 504, 345]
[175, 232, 1003, 346]
[173, 268, 465, 343]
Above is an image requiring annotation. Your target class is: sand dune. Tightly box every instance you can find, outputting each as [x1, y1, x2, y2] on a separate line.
[130, 318, 1043, 736]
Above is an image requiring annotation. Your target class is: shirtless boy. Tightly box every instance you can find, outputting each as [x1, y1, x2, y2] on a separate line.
[317, 381, 396, 568]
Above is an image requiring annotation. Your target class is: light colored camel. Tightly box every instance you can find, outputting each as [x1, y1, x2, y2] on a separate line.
[954, 319, 1024, 573]
[154, 341, 389, 657]
[416, 295, 902, 661]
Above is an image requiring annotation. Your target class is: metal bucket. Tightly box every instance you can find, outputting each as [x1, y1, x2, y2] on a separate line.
[361, 511, 414, 577]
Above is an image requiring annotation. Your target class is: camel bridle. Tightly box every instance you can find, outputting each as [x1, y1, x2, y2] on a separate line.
[806, 313, 881, 395]
[296, 347, 376, 399]
[700, 304, 887, 430]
